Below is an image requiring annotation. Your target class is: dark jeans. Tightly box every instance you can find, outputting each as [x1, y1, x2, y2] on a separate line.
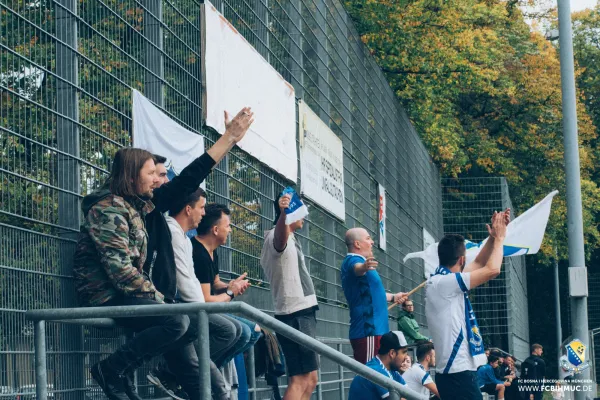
[184, 312, 244, 368]
[101, 297, 201, 400]
[219, 315, 262, 366]
[157, 312, 243, 399]
[436, 370, 483, 400]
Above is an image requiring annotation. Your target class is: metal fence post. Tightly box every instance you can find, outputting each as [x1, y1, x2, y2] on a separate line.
[34, 320, 48, 400]
[389, 390, 401, 400]
[55, 0, 83, 394]
[247, 345, 257, 400]
[316, 0, 330, 121]
[197, 311, 211, 399]
[317, 354, 323, 400]
[285, 0, 304, 97]
[337, 343, 345, 399]
[145, 0, 164, 106]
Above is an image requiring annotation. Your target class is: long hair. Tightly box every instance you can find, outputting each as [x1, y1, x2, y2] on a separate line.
[108, 148, 154, 198]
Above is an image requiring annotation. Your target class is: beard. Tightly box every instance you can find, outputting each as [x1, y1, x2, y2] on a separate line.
[138, 189, 154, 200]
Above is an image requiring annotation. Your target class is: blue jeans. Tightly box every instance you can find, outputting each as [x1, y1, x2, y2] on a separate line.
[219, 314, 262, 366]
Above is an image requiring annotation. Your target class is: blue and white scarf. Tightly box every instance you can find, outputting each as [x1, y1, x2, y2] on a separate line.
[433, 266, 486, 370]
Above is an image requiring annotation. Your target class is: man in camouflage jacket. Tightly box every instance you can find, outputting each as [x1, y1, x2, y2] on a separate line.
[73, 107, 254, 400]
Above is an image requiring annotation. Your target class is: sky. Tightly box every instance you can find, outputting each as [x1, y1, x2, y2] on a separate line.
[570, 0, 597, 11]
[523, 0, 597, 29]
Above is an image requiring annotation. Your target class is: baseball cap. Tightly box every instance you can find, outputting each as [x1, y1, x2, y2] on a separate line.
[378, 331, 417, 354]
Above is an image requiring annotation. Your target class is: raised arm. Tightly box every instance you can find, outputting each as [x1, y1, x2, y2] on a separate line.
[464, 209, 510, 273]
[469, 211, 508, 289]
[273, 194, 292, 252]
[207, 108, 254, 164]
[152, 108, 254, 212]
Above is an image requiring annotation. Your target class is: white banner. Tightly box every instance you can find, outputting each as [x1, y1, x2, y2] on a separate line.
[203, 1, 297, 182]
[132, 89, 205, 178]
[378, 184, 386, 251]
[298, 100, 345, 221]
[422, 228, 437, 274]
[405, 190, 559, 276]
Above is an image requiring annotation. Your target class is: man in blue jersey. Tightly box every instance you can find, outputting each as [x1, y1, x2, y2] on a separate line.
[477, 354, 510, 400]
[341, 227, 407, 364]
[348, 331, 415, 400]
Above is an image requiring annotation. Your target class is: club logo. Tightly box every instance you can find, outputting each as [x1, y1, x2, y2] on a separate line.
[560, 339, 589, 376]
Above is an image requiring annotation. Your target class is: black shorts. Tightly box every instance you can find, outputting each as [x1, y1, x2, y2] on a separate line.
[481, 383, 499, 395]
[275, 309, 319, 376]
[436, 370, 483, 400]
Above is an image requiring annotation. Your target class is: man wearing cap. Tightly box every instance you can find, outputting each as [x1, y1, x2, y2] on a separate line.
[425, 210, 509, 399]
[342, 228, 408, 364]
[348, 331, 416, 400]
[260, 191, 318, 400]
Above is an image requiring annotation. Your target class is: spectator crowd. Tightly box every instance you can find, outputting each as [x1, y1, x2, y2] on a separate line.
[73, 106, 549, 400]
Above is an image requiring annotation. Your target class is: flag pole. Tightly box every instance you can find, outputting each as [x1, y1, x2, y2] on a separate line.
[388, 281, 427, 311]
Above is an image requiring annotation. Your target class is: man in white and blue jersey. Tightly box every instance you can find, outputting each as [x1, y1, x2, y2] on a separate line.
[341, 228, 407, 364]
[425, 209, 510, 399]
[348, 331, 416, 400]
[402, 341, 440, 398]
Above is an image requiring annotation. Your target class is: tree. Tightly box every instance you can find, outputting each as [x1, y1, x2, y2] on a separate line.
[343, 0, 600, 264]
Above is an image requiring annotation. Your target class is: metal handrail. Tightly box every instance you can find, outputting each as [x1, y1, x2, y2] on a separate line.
[26, 302, 427, 400]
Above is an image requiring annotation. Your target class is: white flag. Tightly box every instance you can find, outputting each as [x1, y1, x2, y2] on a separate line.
[405, 190, 559, 277]
[132, 89, 204, 175]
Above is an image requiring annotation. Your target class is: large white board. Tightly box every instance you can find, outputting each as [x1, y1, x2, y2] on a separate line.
[298, 101, 345, 220]
[203, 1, 297, 182]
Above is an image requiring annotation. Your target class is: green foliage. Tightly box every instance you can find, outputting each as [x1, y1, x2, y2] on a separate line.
[343, 0, 600, 263]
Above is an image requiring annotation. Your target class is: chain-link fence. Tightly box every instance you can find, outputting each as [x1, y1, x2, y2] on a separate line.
[1, 0, 443, 398]
[589, 273, 600, 383]
[442, 177, 530, 361]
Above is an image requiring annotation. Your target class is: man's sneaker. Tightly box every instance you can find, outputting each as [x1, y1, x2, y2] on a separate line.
[90, 360, 129, 400]
[146, 369, 188, 400]
[122, 368, 143, 400]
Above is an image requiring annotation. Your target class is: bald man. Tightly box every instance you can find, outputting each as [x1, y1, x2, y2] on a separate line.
[341, 228, 407, 364]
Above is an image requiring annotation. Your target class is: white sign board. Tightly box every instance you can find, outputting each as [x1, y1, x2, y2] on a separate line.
[203, 1, 297, 182]
[132, 89, 205, 176]
[378, 184, 386, 251]
[298, 101, 345, 221]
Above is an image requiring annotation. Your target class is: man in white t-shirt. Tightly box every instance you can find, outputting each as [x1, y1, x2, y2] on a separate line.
[425, 209, 509, 399]
[260, 192, 319, 400]
[403, 341, 439, 398]
[164, 188, 245, 400]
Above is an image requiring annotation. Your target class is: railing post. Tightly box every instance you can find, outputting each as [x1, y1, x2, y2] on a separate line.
[247, 345, 257, 400]
[389, 390, 401, 400]
[337, 343, 345, 399]
[144, 0, 164, 107]
[317, 354, 323, 400]
[34, 320, 48, 400]
[197, 311, 211, 399]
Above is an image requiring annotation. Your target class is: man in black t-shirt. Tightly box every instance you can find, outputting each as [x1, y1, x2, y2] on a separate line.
[193, 203, 262, 366]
